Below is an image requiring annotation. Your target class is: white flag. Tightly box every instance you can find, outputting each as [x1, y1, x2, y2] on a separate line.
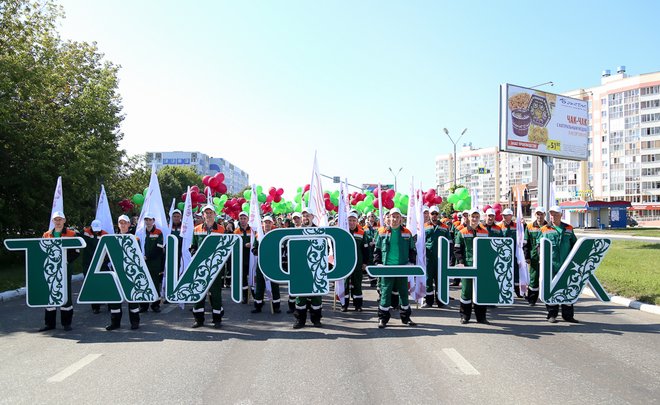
[168, 198, 176, 232]
[248, 184, 270, 297]
[471, 188, 480, 212]
[335, 179, 350, 303]
[414, 187, 427, 301]
[95, 185, 114, 235]
[180, 187, 194, 273]
[308, 152, 328, 227]
[516, 189, 530, 295]
[207, 186, 213, 206]
[136, 164, 170, 251]
[378, 184, 384, 228]
[48, 176, 63, 230]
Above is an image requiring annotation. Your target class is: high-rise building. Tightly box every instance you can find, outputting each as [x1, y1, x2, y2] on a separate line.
[560, 67, 660, 222]
[146, 151, 249, 194]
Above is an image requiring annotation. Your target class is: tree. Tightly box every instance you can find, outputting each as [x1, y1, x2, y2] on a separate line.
[157, 165, 203, 212]
[0, 0, 124, 233]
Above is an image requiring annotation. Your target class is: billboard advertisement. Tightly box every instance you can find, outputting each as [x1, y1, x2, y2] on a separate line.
[499, 83, 589, 161]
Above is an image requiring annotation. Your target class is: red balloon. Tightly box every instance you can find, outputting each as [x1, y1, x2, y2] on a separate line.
[209, 177, 219, 188]
[373, 199, 380, 208]
[238, 198, 246, 205]
[277, 188, 284, 196]
[435, 196, 443, 204]
[181, 193, 187, 201]
[427, 188, 436, 196]
[495, 213, 503, 222]
[303, 184, 310, 193]
[323, 192, 330, 199]
[202, 175, 211, 186]
[325, 201, 333, 210]
[274, 194, 282, 203]
[266, 195, 274, 203]
[483, 204, 492, 213]
[216, 183, 227, 195]
[197, 193, 206, 203]
[191, 185, 199, 193]
[214, 172, 225, 182]
[350, 198, 358, 206]
[269, 187, 277, 196]
[204, 186, 212, 196]
[384, 200, 394, 209]
[492, 203, 502, 211]
[387, 189, 395, 199]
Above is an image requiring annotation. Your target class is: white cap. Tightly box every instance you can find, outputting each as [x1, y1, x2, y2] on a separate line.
[143, 213, 155, 220]
[51, 211, 66, 220]
[502, 208, 514, 216]
[430, 206, 440, 213]
[485, 208, 496, 216]
[549, 205, 562, 213]
[348, 212, 358, 219]
[172, 209, 182, 215]
[292, 212, 302, 218]
[469, 208, 481, 216]
[534, 206, 546, 214]
[462, 210, 470, 216]
[422, 205, 430, 212]
[201, 204, 215, 213]
[238, 212, 248, 217]
[91, 220, 102, 232]
[389, 208, 402, 216]
[263, 216, 274, 222]
[302, 207, 310, 213]
[118, 214, 130, 223]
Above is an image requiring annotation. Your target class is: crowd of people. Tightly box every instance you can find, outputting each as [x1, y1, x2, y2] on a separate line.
[38, 203, 578, 332]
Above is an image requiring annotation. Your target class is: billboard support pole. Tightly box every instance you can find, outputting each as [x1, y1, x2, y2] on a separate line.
[538, 156, 553, 210]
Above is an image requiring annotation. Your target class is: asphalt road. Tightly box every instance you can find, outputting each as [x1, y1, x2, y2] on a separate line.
[0, 281, 658, 405]
[574, 230, 660, 243]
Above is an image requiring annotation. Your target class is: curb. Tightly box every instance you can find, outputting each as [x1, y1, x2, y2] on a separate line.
[0, 274, 84, 303]
[582, 287, 660, 316]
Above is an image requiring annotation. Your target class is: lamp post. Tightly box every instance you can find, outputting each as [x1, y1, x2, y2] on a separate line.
[388, 167, 402, 192]
[443, 128, 468, 187]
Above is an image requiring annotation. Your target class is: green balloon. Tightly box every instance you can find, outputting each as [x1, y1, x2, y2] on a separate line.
[256, 185, 263, 194]
[303, 192, 309, 203]
[297, 187, 302, 193]
[177, 202, 185, 211]
[132, 193, 145, 206]
[220, 194, 228, 202]
[447, 194, 459, 204]
[401, 205, 408, 215]
[401, 195, 409, 207]
[294, 194, 302, 203]
[258, 193, 267, 203]
[242, 202, 250, 212]
[213, 197, 221, 205]
[143, 188, 149, 197]
[456, 188, 469, 198]
[243, 190, 252, 200]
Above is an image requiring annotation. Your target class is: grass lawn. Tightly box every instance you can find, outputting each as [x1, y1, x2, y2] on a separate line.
[0, 258, 84, 292]
[596, 240, 660, 305]
[578, 227, 660, 238]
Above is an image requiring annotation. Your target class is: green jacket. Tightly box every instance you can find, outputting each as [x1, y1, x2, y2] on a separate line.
[454, 223, 489, 266]
[350, 226, 371, 267]
[541, 222, 577, 274]
[373, 226, 416, 265]
[144, 226, 164, 270]
[425, 221, 451, 264]
[524, 220, 547, 261]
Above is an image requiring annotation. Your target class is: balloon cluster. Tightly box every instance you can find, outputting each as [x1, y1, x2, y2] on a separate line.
[224, 197, 247, 220]
[118, 198, 135, 213]
[421, 188, 443, 207]
[178, 185, 207, 211]
[323, 191, 339, 212]
[446, 187, 472, 211]
[373, 188, 395, 210]
[202, 172, 227, 196]
[483, 203, 504, 222]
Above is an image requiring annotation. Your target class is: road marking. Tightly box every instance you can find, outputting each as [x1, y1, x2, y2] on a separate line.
[47, 354, 102, 382]
[442, 348, 480, 375]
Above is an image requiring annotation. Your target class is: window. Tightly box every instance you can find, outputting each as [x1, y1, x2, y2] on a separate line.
[641, 85, 660, 95]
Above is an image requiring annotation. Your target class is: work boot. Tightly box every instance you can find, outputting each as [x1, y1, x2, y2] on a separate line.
[310, 308, 323, 327]
[129, 311, 140, 330]
[378, 319, 387, 329]
[61, 309, 73, 331]
[212, 313, 222, 329]
[92, 304, 101, 314]
[293, 308, 307, 329]
[105, 313, 121, 331]
[354, 297, 363, 312]
[287, 301, 296, 314]
[474, 304, 488, 324]
[400, 307, 417, 326]
[459, 301, 472, 322]
[139, 303, 149, 313]
[377, 307, 391, 329]
[251, 302, 263, 314]
[40, 310, 57, 332]
[514, 285, 522, 298]
[191, 311, 205, 328]
[272, 302, 281, 314]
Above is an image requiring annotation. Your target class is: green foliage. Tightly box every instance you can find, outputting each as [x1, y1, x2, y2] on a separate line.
[0, 0, 124, 233]
[157, 165, 203, 210]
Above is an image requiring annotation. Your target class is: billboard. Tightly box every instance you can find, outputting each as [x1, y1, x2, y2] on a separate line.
[499, 83, 589, 161]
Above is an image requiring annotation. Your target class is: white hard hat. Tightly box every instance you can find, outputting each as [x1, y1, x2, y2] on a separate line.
[91, 220, 102, 232]
[502, 208, 514, 216]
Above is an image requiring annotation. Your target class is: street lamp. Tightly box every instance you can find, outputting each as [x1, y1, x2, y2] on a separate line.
[388, 167, 402, 192]
[443, 127, 468, 187]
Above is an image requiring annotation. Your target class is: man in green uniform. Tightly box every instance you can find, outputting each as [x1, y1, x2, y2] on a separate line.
[423, 206, 451, 308]
[191, 204, 225, 328]
[542, 205, 579, 323]
[524, 207, 547, 306]
[454, 208, 491, 324]
[80, 219, 108, 314]
[140, 213, 163, 313]
[250, 216, 281, 314]
[374, 208, 417, 329]
[341, 212, 370, 312]
[106, 215, 141, 330]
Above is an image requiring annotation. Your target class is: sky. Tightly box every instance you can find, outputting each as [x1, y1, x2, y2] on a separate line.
[56, 0, 660, 198]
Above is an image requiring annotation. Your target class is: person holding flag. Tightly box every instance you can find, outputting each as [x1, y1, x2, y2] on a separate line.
[423, 206, 451, 308]
[139, 213, 164, 313]
[373, 208, 418, 329]
[340, 212, 370, 312]
[191, 204, 225, 328]
[106, 215, 141, 331]
[498, 208, 523, 298]
[250, 216, 282, 314]
[234, 212, 253, 304]
[79, 219, 109, 314]
[40, 211, 80, 332]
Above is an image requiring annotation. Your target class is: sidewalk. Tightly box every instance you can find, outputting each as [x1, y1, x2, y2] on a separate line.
[574, 230, 660, 243]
